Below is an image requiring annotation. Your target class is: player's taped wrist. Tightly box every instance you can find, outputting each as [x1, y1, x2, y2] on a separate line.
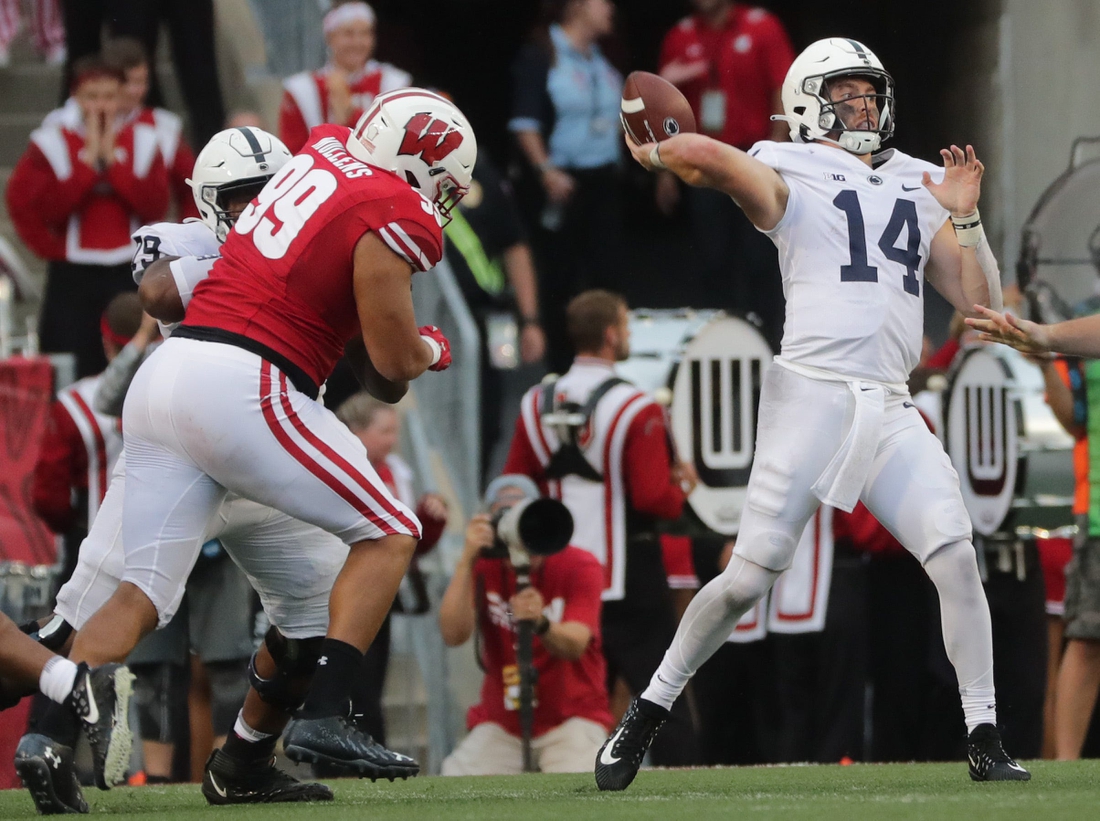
[951, 208, 982, 247]
[649, 144, 667, 170]
[421, 334, 442, 367]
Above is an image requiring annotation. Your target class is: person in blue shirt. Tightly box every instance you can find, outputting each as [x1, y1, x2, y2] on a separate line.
[509, 0, 626, 374]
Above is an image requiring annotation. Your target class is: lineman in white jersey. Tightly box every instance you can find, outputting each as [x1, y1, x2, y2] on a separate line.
[23, 128, 342, 812]
[595, 38, 1030, 788]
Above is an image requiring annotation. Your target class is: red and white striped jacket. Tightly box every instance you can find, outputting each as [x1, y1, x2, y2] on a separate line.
[278, 61, 412, 154]
[503, 358, 686, 601]
[32, 375, 124, 532]
[7, 114, 169, 264]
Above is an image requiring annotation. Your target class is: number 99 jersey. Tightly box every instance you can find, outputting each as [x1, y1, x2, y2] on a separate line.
[181, 124, 445, 390]
[749, 140, 949, 385]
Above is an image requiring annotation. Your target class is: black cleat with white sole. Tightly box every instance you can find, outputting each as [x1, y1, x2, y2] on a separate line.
[66, 662, 135, 790]
[14, 733, 88, 815]
[282, 716, 419, 781]
[967, 723, 1031, 781]
[594, 697, 669, 792]
[202, 749, 334, 804]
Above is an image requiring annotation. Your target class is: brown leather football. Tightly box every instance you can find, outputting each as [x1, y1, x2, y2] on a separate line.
[620, 71, 696, 146]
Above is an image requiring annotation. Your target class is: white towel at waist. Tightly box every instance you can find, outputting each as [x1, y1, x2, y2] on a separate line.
[773, 356, 898, 512]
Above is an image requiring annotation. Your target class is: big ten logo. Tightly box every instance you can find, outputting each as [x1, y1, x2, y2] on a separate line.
[963, 381, 1010, 495]
[688, 355, 763, 488]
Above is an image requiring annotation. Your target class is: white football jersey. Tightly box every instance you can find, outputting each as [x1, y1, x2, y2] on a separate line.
[131, 218, 217, 284]
[130, 219, 220, 336]
[749, 141, 950, 384]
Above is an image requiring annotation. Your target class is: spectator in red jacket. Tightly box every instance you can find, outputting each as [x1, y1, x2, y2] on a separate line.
[655, 0, 794, 348]
[103, 37, 199, 221]
[277, 1, 412, 154]
[7, 55, 168, 377]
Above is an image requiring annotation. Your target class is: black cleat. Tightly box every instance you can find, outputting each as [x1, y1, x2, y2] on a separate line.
[202, 749, 334, 804]
[282, 716, 419, 781]
[967, 724, 1031, 782]
[66, 662, 135, 790]
[594, 697, 669, 792]
[14, 733, 88, 815]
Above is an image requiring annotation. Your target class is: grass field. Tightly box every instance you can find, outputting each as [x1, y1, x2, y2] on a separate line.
[1, 760, 1098, 820]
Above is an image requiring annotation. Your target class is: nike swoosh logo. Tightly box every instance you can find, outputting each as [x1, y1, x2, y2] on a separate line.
[903, 402, 915, 409]
[599, 724, 627, 766]
[1008, 762, 1027, 772]
[902, 185, 921, 191]
[209, 773, 228, 798]
[83, 673, 99, 725]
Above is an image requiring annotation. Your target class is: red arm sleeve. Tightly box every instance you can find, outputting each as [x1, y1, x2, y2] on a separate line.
[623, 402, 685, 520]
[502, 398, 546, 484]
[31, 403, 86, 534]
[414, 495, 446, 552]
[172, 139, 200, 220]
[6, 143, 99, 258]
[106, 147, 169, 224]
[559, 551, 603, 635]
[279, 93, 310, 155]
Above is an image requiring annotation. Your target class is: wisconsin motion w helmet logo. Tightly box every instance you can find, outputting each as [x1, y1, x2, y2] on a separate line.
[964, 383, 1008, 494]
[945, 348, 1019, 536]
[398, 113, 465, 165]
[689, 357, 762, 487]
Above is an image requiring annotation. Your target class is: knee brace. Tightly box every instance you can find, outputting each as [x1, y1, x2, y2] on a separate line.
[203, 660, 251, 736]
[247, 626, 324, 712]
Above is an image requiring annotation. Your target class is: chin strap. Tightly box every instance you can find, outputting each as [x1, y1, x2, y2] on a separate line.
[769, 115, 879, 155]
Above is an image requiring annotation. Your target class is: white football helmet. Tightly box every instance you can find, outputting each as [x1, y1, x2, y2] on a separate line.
[187, 127, 293, 242]
[775, 38, 895, 155]
[349, 88, 477, 224]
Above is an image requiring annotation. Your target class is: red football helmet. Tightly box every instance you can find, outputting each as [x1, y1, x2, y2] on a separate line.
[350, 88, 477, 224]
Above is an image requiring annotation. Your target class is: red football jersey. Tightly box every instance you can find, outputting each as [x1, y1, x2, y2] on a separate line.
[466, 547, 613, 738]
[182, 124, 444, 388]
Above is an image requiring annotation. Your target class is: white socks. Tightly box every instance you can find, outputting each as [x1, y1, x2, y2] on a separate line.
[39, 657, 79, 705]
[233, 712, 274, 743]
[642, 554, 779, 710]
[923, 540, 997, 731]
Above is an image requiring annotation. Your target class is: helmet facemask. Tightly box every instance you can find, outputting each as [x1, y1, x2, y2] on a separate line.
[199, 176, 272, 243]
[802, 68, 895, 154]
[433, 172, 468, 226]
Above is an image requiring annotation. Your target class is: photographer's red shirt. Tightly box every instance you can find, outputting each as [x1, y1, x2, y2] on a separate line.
[466, 546, 613, 737]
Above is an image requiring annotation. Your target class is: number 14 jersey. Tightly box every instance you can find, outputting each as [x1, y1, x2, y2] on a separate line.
[749, 140, 950, 385]
[182, 124, 444, 389]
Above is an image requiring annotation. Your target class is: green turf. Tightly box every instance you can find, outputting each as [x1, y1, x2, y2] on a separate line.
[1, 761, 1098, 820]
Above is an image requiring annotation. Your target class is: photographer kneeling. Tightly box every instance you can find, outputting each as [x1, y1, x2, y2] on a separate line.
[439, 476, 613, 774]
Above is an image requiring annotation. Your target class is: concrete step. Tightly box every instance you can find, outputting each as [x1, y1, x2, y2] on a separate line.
[0, 64, 63, 116]
[0, 114, 45, 168]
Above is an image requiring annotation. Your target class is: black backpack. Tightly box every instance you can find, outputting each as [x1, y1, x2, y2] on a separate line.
[539, 376, 627, 483]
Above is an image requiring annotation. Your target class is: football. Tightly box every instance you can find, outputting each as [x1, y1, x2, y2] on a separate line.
[620, 71, 696, 146]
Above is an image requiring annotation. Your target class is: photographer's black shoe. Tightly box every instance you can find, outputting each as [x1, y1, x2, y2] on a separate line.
[202, 749, 333, 804]
[15, 733, 88, 814]
[967, 724, 1030, 781]
[282, 716, 419, 781]
[65, 662, 135, 789]
[594, 697, 668, 792]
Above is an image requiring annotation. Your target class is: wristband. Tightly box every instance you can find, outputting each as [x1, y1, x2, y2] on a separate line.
[421, 334, 442, 366]
[534, 615, 550, 636]
[519, 315, 540, 327]
[649, 143, 667, 170]
[951, 208, 982, 248]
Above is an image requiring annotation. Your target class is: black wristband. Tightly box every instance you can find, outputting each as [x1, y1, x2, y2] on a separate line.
[534, 615, 550, 636]
[520, 316, 540, 328]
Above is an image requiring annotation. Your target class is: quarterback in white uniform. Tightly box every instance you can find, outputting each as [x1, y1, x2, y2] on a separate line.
[595, 38, 1030, 788]
[21, 128, 339, 813]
